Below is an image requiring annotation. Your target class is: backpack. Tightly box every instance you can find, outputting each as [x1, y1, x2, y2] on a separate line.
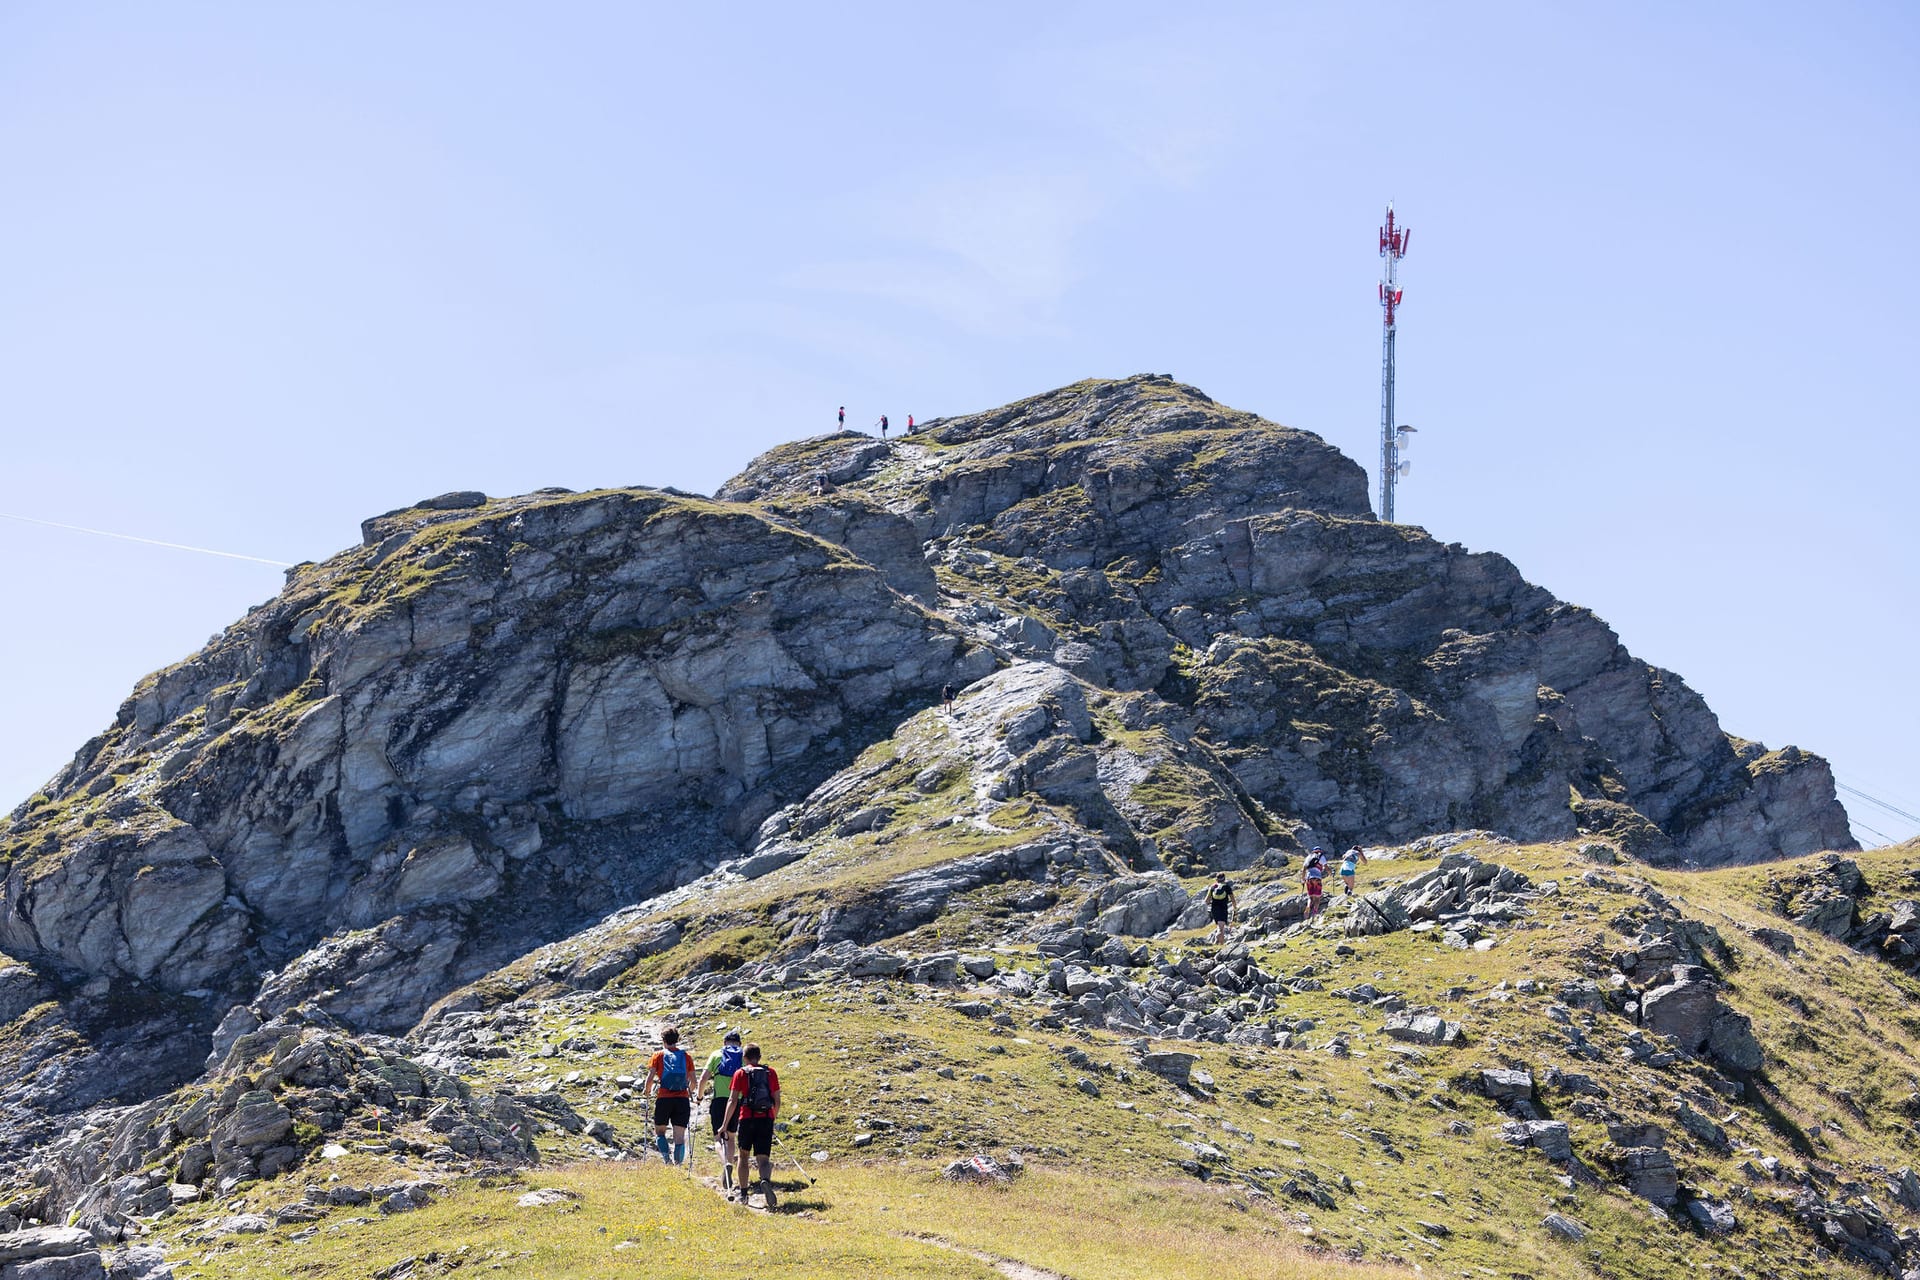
[659, 1048, 688, 1092]
[718, 1044, 744, 1080]
[744, 1065, 775, 1114]
[1209, 882, 1231, 903]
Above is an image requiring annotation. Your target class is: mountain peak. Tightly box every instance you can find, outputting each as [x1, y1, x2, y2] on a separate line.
[0, 377, 1875, 1279]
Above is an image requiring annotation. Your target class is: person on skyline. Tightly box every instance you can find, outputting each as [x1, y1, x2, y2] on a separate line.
[877, 415, 889, 439]
[837, 405, 845, 428]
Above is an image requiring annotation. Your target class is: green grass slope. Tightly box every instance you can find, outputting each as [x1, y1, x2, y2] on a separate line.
[146, 838, 1920, 1280]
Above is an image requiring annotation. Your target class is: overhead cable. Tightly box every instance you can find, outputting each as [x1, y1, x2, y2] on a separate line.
[1836, 783, 1920, 829]
[0, 512, 292, 568]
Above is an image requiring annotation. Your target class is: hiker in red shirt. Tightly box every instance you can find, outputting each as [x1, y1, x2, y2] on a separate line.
[720, 1042, 782, 1206]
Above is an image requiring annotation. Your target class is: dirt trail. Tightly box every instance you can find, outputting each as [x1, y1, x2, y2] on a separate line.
[910, 1232, 1071, 1280]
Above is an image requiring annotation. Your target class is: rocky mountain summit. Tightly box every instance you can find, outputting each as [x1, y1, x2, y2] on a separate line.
[0, 375, 1884, 1280]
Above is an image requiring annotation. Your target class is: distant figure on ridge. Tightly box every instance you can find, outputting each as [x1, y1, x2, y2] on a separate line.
[1339, 845, 1369, 896]
[1207, 872, 1236, 945]
[877, 414, 889, 439]
[906, 414, 915, 434]
[837, 405, 845, 429]
[1303, 848, 1330, 921]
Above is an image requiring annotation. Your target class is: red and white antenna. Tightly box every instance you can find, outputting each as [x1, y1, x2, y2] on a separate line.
[1378, 203, 1412, 522]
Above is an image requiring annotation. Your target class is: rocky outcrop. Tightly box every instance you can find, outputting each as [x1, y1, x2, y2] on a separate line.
[1, 490, 988, 1021]
[1760, 851, 1920, 972]
[1638, 965, 1764, 1073]
[721, 376, 1850, 863]
[23, 1013, 552, 1236]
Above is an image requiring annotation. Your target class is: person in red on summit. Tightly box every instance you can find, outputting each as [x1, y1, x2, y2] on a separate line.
[720, 1043, 782, 1206]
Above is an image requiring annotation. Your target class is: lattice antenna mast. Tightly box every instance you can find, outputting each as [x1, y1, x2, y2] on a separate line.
[1378, 204, 1413, 522]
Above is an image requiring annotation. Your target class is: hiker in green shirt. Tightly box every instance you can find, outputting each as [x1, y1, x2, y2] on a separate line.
[695, 1030, 745, 1193]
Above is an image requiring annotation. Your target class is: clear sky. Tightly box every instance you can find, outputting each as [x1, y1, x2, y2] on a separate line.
[2, 2, 1915, 846]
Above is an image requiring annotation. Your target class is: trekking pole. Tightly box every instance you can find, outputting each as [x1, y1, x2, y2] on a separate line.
[770, 1125, 816, 1188]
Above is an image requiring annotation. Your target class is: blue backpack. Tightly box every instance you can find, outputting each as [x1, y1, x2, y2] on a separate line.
[659, 1048, 688, 1092]
[718, 1044, 744, 1080]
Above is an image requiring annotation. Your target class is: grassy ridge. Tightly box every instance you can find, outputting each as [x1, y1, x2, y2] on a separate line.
[159, 839, 1920, 1280]
[159, 1161, 1406, 1280]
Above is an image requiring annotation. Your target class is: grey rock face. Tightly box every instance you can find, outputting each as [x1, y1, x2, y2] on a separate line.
[0, 1230, 93, 1264]
[721, 377, 1850, 863]
[1136, 1050, 1197, 1087]
[1089, 875, 1190, 938]
[2, 489, 981, 1020]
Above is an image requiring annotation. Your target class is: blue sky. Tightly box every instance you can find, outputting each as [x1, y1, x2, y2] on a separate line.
[2, 2, 1915, 845]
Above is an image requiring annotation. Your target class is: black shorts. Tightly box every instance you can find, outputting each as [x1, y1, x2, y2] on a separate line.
[709, 1098, 739, 1135]
[737, 1115, 775, 1158]
[1210, 901, 1231, 923]
[652, 1095, 691, 1128]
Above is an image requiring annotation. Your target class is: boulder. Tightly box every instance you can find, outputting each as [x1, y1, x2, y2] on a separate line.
[210, 1094, 292, 1155]
[1382, 1012, 1463, 1046]
[1090, 875, 1190, 938]
[1640, 971, 1722, 1052]
[1705, 1009, 1763, 1073]
[1542, 1213, 1588, 1241]
[1136, 1050, 1196, 1087]
[1501, 1120, 1572, 1161]
[1686, 1198, 1736, 1235]
[1889, 1167, 1920, 1213]
[1793, 893, 1854, 938]
[0, 1231, 93, 1265]
[5, 1254, 106, 1280]
[942, 1155, 1011, 1184]
[1480, 1068, 1534, 1104]
[1620, 1147, 1679, 1206]
[1673, 1099, 1729, 1151]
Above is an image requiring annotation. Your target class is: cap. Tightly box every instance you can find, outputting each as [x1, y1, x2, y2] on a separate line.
[723, 1030, 742, 1043]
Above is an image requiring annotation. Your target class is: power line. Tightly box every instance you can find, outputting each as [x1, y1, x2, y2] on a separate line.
[1852, 819, 1898, 849]
[0, 512, 292, 568]
[1836, 782, 1920, 829]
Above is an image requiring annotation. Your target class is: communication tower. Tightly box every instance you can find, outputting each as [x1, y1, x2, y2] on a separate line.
[1378, 204, 1414, 521]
